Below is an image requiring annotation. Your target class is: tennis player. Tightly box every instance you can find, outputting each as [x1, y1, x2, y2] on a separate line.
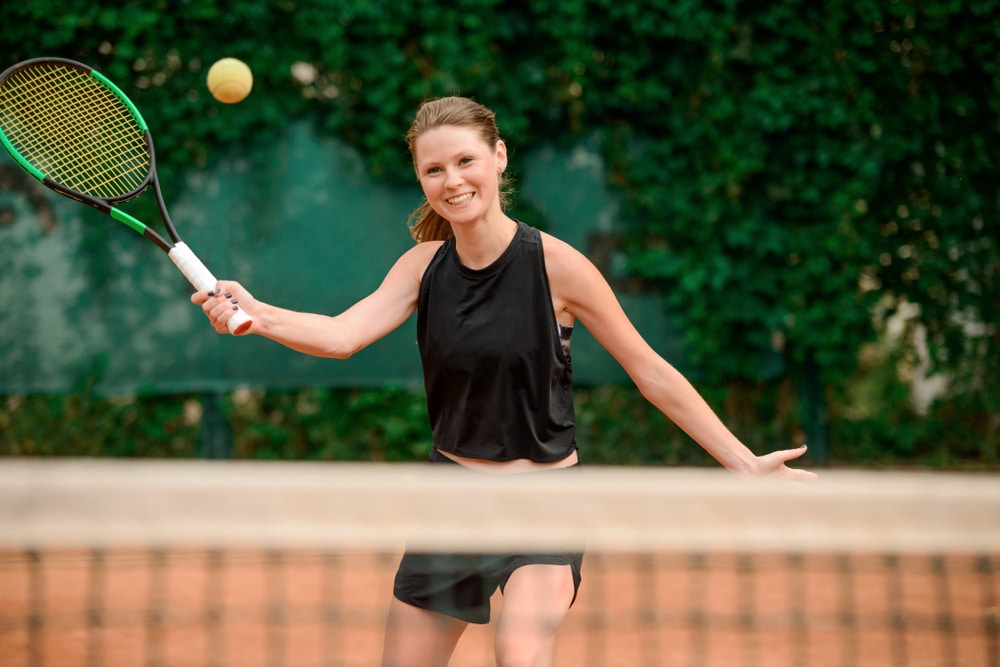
[193, 96, 817, 667]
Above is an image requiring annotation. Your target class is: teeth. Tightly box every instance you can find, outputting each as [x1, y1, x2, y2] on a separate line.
[447, 193, 473, 205]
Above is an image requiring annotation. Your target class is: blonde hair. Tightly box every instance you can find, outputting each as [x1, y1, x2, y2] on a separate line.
[405, 97, 513, 243]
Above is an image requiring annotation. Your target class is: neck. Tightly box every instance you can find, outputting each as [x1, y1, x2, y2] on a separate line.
[451, 215, 518, 269]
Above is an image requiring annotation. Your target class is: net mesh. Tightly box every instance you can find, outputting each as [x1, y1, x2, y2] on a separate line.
[2, 459, 998, 667]
[0, 61, 149, 199]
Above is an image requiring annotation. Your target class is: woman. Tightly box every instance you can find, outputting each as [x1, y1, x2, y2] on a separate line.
[193, 96, 816, 667]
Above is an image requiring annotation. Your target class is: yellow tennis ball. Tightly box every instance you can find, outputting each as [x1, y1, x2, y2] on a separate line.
[207, 58, 253, 104]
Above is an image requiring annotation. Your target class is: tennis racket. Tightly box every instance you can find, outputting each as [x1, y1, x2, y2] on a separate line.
[0, 57, 251, 335]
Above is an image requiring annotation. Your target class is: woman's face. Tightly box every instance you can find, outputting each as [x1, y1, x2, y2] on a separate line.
[414, 124, 507, 227]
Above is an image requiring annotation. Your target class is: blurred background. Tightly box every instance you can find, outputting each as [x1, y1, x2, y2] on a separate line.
[0, 0, 996, 469]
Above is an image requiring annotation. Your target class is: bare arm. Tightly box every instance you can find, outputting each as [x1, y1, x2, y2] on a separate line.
[192, 241, 441, 359]
[542, 233, 815, 479]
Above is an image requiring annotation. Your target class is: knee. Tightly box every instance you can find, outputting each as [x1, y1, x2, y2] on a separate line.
[495, 639, 555, 667]
[495, 654, 542, 667]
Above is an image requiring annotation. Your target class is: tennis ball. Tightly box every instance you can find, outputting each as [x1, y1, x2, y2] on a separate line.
[207, 58, 253, 104]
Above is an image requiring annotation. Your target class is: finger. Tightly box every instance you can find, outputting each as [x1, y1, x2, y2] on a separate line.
[212, 280, 241, 299]
[775, 444, 809, 462]
[774, 446, 818, 481]
[201, 296, 220, 318]
[210, 299, 237, 322]
[194, 281, 228, 306]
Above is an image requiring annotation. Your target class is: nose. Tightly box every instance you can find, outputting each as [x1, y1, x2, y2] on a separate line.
[444, 167, 464, 188]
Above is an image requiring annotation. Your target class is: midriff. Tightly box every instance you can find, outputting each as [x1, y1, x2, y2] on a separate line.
[435, 448, 579, 473]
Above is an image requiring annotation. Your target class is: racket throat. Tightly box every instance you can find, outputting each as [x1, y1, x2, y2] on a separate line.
[146, 135, 182, 247]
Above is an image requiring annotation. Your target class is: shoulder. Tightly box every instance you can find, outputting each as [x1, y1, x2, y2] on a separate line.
[538, 230, 601, 281]
[537, 230, 616, 321]
[385, 239, 446, 285]
[409, 238, 447, 258]
[402, 239, 446, 267]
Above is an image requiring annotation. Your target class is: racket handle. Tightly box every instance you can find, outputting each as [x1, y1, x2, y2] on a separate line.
[169, 242, 253, 336]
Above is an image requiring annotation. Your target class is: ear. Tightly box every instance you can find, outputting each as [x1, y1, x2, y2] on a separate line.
[495, 139, 508, 173]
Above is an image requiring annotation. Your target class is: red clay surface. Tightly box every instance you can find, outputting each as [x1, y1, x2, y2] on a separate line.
[1, 549, 997, 667]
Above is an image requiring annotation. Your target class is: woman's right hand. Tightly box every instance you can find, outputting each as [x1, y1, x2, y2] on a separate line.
[191, 280, 258, 335]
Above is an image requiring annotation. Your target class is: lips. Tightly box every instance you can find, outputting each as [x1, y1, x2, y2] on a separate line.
[446, 193, 474, 205]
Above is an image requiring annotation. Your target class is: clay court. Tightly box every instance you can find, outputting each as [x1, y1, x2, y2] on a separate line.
[2, 547, 997, 667]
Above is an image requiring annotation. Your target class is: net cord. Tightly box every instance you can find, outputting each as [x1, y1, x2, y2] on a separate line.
[1, 459, 997, 554]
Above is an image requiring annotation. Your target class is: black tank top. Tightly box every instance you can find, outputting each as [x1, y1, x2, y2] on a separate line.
[417, 221, 578, 462]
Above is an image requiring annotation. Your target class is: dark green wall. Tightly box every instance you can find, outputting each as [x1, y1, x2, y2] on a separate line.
[0, 123, 681, 395]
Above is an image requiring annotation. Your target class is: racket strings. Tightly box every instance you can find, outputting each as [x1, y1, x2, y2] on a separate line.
[0, 63, 150, 199]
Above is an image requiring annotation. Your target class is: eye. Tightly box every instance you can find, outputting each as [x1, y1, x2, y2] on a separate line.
[459, 156, 475, 165]
[424, 166, 442, 176]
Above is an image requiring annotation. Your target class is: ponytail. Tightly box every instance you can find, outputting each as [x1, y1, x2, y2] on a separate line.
[407, 202, 453, 243]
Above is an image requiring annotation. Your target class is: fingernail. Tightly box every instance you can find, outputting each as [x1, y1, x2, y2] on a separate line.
[799, 443, 808, 449]
[231, 299, 239, 304]
[207, 290, 216, 297]
[232, 305, 239, 311]
[224, 293, 232, 299]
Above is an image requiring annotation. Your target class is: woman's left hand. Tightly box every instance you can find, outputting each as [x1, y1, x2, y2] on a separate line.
[754, 444, 818, 480]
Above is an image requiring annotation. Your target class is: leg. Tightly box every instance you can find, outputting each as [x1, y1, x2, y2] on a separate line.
[380, 596, 468, 667]
[494, 564, 576, 667]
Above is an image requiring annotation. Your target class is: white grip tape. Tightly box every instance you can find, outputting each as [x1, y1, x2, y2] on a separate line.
[169, 242, 252, 335]
[169, 242, 216, 291]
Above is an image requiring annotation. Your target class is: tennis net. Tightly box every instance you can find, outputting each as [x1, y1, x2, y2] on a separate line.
[1, 458, 997, 667]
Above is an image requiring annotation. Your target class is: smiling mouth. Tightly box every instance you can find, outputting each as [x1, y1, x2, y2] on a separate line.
[446, 193, 474, 205]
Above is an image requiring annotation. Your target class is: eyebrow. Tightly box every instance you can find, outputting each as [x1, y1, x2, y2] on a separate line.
[417, 149, 478, 170]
